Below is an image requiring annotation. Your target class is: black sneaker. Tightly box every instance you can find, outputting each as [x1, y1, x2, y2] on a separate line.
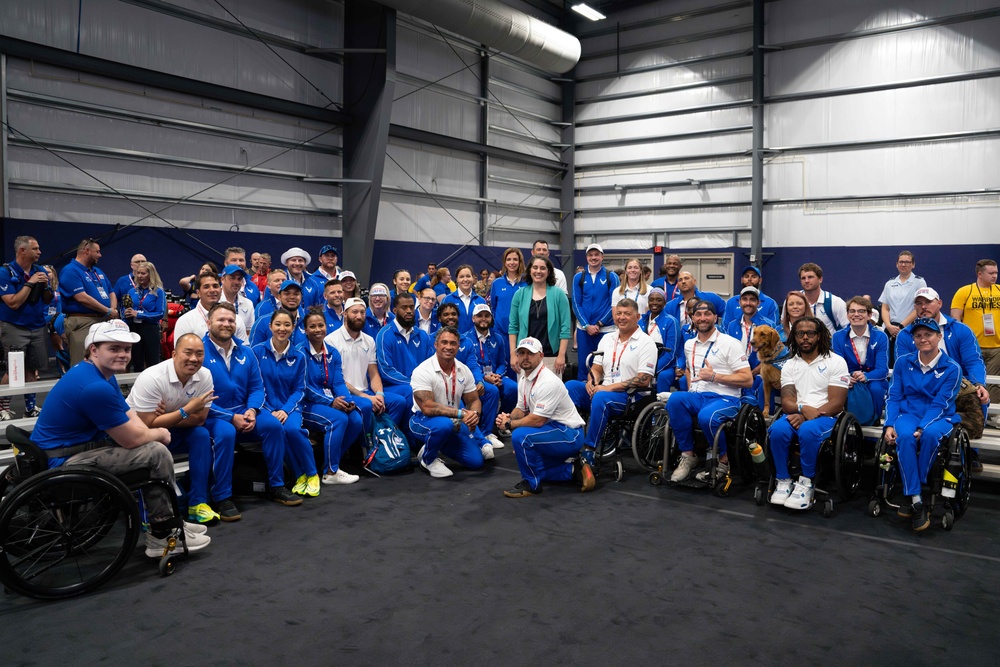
[216, 498, 242, 522]
[572, 457, 597, 493]
[268, 485, 303, 506]
[912, 502, 930, 531]
[970, 449, 983, 474]
[897, 501, 912, 519]
[503, 480, 541, 498]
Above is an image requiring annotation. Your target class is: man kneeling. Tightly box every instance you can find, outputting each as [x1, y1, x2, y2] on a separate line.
[767, 317, 849, 510]
[31, 321, 210, 557]
[496, 337, 595, 497]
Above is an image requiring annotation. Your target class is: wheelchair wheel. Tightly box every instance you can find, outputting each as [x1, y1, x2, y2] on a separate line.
[0, 467, 140, 600]
[952, 427, 972, 519]
[631, 400, 668, 472]
[867, 499, 881, 517]
[834, 414, 864, 501]
[730, 405, 767, 483]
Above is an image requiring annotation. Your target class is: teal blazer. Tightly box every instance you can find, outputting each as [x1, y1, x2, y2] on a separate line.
[508, 285, 572, 354]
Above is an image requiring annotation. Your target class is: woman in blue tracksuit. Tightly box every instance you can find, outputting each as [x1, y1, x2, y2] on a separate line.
[442, 264, 488, 335]
[883, 318, 962, 531]
[300, 309, 363, 485]
[252, 309, 320, 498]
[638, 287, 681, 393]
[831, 295, 890, 419]
[489, 248, 526, 342]
[124, 260, 166, 372]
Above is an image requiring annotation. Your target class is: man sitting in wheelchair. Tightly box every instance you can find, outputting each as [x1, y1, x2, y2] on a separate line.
[767, 317, 850, 509]
[567, 299, 657, 459]
[30, 320, 211, 556]
[884, 317, 963, 531]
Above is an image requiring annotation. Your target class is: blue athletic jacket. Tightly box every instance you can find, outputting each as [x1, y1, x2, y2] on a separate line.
[831, 326, 890, 382]
[489, 275, 527, 338]
[724, 312, 780, 369]
[722, 291, 779, 330]
[442, 290, 488, 335]
[572, 267, 619, 329]
[885, 351, 962, 432]
[203, 333, 266, 420]
[301, 341, 351, 406]
[252, 341, 307, 414]
[895, 316, 986, 384]
[639, 310, 681, 376]
[376, 323, 433, 387]
[462, 328, 510, 377]
[363, 308, 396, 340]
[665, 289, 725, 326]
[249, 305, 307, 348]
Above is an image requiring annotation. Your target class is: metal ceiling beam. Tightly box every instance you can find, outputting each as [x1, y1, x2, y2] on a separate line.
[749, 0, 764, 270]
[576, 150, 750, 172]
[576, 74, 752, 105]
[576, 125, 752, 150]
[389, 124, 566, 170]
[573, 99, 751, 127]
[580, 24, 752, 61]
[575, 1, 752, 39]
[575, 176, 752, 192]
[766, 66, 1000, 105]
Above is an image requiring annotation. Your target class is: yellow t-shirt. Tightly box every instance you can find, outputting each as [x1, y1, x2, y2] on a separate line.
[951, 283, 1000, 349]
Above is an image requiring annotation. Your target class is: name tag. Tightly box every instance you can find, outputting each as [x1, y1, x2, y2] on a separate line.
[323, 388, 333, 398]
[96, 285, 109, 300]
[607, 370, 621, 383]
[984, 313, 996, 337]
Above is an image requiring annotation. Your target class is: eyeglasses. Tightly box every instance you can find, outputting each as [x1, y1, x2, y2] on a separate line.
[847, 309, 868, 315]
[897, 260, 913, 264]
[794, 330, 820, 339]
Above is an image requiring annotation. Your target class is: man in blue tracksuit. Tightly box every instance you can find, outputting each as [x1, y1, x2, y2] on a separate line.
[638, 287, 681, 393]
[572, 243, 620, 381]
[200, 302, 302, 506]
[249, 280, 307, 347]
[884, 317, 962, 531]
[723, 286, 779, 409]
[721, 266, 779, 329]
[376, 292, 434, 414]
[468, 303, 518, 414]
[664, 271, 726, 337]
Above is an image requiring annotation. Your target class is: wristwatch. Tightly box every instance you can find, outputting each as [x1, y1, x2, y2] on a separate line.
[506, 419, 513, 431]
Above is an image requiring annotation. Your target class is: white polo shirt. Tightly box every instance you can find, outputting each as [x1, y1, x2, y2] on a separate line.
[780, 352, 850, 409]
[173, 303, 248, 344]
[410, 355, 476, 414]
[518, 363, 584, 429]
[325, 326, 376, 392]
[805, 291, 849, 335]
[220, 291, 255, 334]
[594, 328, 657, 385]
[126, 358, 214, 414]
[685, 329, 750, 398]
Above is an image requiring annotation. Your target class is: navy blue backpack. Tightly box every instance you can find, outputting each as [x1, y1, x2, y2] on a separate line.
[363, 412, 412, 475]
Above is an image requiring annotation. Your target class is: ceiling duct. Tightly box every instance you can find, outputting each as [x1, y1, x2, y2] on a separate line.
[377, 0, 581, 73]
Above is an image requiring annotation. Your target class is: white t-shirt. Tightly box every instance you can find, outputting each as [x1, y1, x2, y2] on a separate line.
[518, 363, 584, 429]
[553, 267, 568, 297]
[410, 355, 477, 414]
[684, 329, 750, 398]
[173, 303, 248, 344]
[220, 291, 255, 334]
[594, 328, 658, 385]
[325, 326, 377, 392]
[126, 359, 214, 413]
[780, 352, 850, 409]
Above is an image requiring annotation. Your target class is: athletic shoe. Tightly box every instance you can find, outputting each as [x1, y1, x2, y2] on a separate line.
[187, 503, 220, 524]
[216, 498, 242, 522]
[770, 478, 793, 505]
[481, 443, 495, 460]
[183, 521, 208, 535]
[268, 485, 303, 506]
[695, 461, 729, 483]
[417, 445, 453, 478]
[323, 469, 360, 485]
[572, 456, 596, 493]
[304, 474, 321, 497]
[145, 526, 210, 558]
[897, 501, 912, 519]
[783, 476, 815, 510]
[504, 480, 541, 498]
[24, 407, 41, 419]
[486, 433, 505, 450]
[670, 453, 698, 483]
[497, 427, 512, 437]
[0, 409, 14, 421]
[290, 474, 309, 496]
[912, 502, 930, 531]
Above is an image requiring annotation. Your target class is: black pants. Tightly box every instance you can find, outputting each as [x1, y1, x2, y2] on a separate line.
[129, 320, 161, 372]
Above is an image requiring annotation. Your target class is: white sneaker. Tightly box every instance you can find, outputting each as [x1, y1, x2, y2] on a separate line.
[486, 433, 505, 450]
[417, 445, 453, 478]
[145, 527, 210, 558]
[695, 461, 729, 483]
[783, 476, 815, 510]
[0, 409, 14, 421]
[770, 478, 793, 505]
[670, 453, 699, 483]
[323, 469, 360, 485]
[183, 521, 208, 535]
[481, 443, 495, 460]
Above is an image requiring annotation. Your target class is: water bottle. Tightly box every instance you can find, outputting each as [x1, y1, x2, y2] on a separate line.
[941, 445, 963, 498]
[749, 441, 769, 478]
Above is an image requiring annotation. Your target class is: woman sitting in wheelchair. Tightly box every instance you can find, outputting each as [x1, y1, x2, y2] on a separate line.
[883, 318, 963, 531]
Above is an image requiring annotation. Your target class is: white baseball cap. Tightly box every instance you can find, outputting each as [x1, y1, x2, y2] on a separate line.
[343, 297, 367, 312]
[338, 270, 357, 281]
[515, 337, 543, 354]
[913, 287, 940, 302]
[472, 303, 492, 316]
[85, 320, 140, 348]
[585, 243, 604, 254]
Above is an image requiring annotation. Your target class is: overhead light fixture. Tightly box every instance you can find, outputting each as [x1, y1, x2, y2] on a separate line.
[572, 3, 606, 21]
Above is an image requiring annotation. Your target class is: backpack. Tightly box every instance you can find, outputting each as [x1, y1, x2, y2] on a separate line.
[820, 291, 845, 332]
[845, 383, 878, 426]
[363, 412, 412, 475]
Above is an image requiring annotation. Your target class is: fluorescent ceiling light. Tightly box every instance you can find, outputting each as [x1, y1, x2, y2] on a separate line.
[572, 3, 606, 21]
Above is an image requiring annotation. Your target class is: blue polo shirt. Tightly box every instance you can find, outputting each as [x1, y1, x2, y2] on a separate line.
[31, 361, 131, 467]
[59, 259, 113, 315]
[0, 261, 50, 328]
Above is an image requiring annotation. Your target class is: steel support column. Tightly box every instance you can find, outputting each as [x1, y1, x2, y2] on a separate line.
[342, 2, 396, 286]
[559, 76, 575, 278]
[749, 0, 765, 268]
[479, 48, 490, 247]
[1, 54, 8, 219]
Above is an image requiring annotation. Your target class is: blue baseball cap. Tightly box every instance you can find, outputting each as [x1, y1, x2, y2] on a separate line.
[740, 265, 761, 278]
[909, 317, 941, 334]
[279, 279, 303, 292]
[220, 264, 249, 278]
[319, 244, 339, 257]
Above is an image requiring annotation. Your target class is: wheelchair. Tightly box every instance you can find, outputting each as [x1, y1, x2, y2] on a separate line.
[751, 412, 866, 518]
[648, 399, 769, 497]
[0, 426, 189, 599]
[867, 424, 972, 531]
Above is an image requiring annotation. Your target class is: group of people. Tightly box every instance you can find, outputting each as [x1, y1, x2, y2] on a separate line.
[2, 234, 997, 558]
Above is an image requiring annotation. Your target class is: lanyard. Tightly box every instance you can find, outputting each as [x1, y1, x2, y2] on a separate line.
[444, 365, 458, 407]
[522, 366, 544, 411]
[743, 320, 753, 355]
[610, 336, 629, 374]
[692, 340, 715, 372]
[478, 336, 487, 362]
[849, 335, 866, 366]
[320, 347, 330, 387]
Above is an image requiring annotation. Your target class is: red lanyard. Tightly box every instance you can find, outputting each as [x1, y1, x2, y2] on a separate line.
[522, 366, 544, 411]
[320, 346, 330, 387]
[610, 336, 628, 374]
[478, 336, 487, 362]
[849, 335, 865, 366]
[444, 365, 458, 407]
